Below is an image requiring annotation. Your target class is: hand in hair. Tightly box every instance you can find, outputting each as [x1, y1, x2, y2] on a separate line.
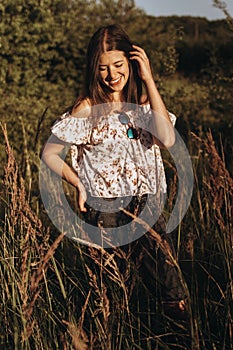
[129, 45, 153, 84]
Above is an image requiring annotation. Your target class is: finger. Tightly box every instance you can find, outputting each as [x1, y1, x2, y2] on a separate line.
[131, 45, 147, 57]
[79, 202, 87, 212]
[132, 44, 144, 52]
[130, 51, 148, 62]
[130, 51, 145, 58]
[129, 55, 148, 66]
[79, 196, 87, 212]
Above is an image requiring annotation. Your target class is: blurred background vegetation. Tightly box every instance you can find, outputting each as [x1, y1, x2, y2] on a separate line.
[0, 0, 232, 172]
[0, 0, 232, 349]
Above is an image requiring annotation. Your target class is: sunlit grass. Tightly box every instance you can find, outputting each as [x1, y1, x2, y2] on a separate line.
[0, 111, 232, 350]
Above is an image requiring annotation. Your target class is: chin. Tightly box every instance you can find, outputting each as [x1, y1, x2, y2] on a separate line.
[109, 82, 126, 92]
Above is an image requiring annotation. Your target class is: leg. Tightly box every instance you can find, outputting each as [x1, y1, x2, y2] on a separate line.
[129, 215, 189, 320]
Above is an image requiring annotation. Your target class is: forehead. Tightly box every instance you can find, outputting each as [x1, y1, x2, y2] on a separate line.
[99, 50, 126, 65]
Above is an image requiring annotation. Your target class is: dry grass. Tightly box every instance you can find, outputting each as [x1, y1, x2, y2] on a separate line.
[0, 124, 65, 345]
[0, 122, 232, 349]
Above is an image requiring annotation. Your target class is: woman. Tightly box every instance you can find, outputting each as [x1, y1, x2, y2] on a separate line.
[42, 24, 188, 319]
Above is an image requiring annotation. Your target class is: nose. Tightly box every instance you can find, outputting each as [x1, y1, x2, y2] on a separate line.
[108, 66, 117, 79]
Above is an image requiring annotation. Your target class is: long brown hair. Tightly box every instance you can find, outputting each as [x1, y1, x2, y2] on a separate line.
[73, 24, 143, 108]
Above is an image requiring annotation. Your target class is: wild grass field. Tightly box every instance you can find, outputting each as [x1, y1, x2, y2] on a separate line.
[0, 1, 232, 348]
[0, 75, 232, 349]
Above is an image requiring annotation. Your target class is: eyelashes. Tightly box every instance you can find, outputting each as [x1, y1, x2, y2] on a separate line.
[99, 63, 124, 71]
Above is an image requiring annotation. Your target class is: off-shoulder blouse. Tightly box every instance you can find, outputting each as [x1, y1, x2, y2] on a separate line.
[51, 104, 176, 198]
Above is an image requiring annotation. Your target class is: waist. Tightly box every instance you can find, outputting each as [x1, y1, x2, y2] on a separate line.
[86, 194, 148, 212]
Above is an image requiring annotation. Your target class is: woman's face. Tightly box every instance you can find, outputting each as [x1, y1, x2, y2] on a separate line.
[98, 50, 130, 95]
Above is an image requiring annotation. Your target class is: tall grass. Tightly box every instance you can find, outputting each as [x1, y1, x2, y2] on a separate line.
[0, 118, 232, 349]
[179, 131, 233, 350]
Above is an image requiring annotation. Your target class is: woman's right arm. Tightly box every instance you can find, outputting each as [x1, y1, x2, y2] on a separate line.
[41, 136, 87, 212]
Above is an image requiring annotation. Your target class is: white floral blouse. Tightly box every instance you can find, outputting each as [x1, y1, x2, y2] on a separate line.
[51, 104, 176, 198]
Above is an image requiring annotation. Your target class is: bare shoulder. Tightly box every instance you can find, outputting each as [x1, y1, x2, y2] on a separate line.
[139, 94, 149, 106]
[71, 97, 92, 118]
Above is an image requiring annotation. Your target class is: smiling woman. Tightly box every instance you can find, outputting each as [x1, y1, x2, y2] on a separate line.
[98, 51, 130, 98]
[78, 24, 144, 106]
[41, 24, 189, 320]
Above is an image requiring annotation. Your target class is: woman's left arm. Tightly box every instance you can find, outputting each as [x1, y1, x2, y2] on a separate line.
[130, 45, 175, 148]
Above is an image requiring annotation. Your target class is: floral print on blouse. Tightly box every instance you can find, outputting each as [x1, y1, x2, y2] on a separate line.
[51, 104, 176, 198]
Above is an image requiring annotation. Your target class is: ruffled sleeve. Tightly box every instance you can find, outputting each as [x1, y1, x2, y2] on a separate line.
[168, 111, 176, 126]
[51, 112, 92, 145]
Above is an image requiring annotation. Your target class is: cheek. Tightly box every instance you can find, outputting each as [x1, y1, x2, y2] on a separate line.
[123, 68, 130, 81]
[99, 72, 106, 82]
[124, 63, 130, 78]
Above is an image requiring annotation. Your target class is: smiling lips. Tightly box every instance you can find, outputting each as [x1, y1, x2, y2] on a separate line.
[109, 76, 122, 87]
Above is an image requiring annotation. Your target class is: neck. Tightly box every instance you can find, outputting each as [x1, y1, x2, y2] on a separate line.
[110, 91, 125, 103]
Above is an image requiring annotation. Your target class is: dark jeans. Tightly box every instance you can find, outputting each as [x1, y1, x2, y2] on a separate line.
[82, 194, 186, 302]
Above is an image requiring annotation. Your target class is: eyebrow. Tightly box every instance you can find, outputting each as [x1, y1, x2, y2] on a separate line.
[99, 60, 124, 67]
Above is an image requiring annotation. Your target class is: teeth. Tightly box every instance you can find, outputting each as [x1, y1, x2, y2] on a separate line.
[111, 77, 121, 84]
